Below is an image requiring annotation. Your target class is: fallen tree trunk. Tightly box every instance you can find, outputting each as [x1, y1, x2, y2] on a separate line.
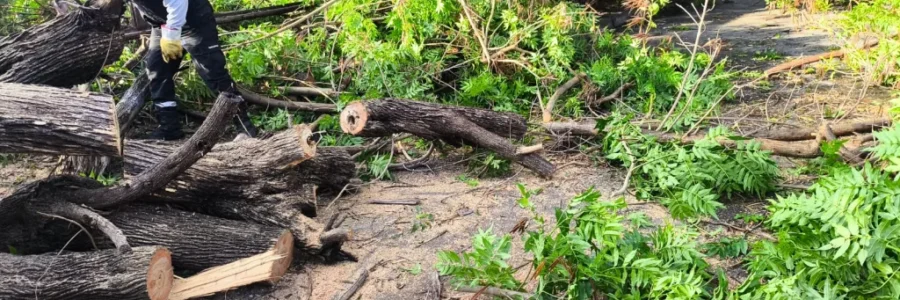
[753, 118, 892, 141]
[340, 99, 551, 176]
[0, 7, 124, 87]
[124, 125, 320, 217]
[0, 83, 120, 156]
[340, 99, 528, 139]
[106, 204, 295, 272]
[0, 246, 173, 300]
[0, 92, 241, 254]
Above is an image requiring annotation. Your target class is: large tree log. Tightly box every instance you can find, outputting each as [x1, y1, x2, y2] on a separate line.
[124, 125, 319, 215]
[0, 6, 124, 87]
[106, 204, 295, 272]
[0, 246, 173, 300]
[295, 146, 356, 192]
[0, 83, 120, 156]
[65, 91, 242, 209]
[340, 99, 552, 176]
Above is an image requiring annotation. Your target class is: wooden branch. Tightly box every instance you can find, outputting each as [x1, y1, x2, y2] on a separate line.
[240, 86, 337, 113]
[592, 82, 634, 106]
[764, 37, 881, 76]
[515, 144, 544, 155]
[225, 0, 341, 50]
[543, 73, 586, 123]
[753, 118, 891, 141]
[543, 122, 598, 136]
[67, 91, 242, 209]
[283, 86, 339, 97]
[457, 0, 491, 64]
[123, 38, 148, 71]
[0, 83, 120, 156]
[366, 199, 421, 205]
[319, 228, 352, 246]
[41, 201, 131, 253]
[0, 246, 173, 300]
[118, 71, 152, 134]
[340, 99, 553, 177]
[823, 123, 865, 164]
[332, 265, 369, 300]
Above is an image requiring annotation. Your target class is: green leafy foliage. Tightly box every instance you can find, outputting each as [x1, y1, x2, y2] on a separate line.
[438, 186, 723, 299]
[411, 206, 434, 232]
[601, 115, 780, 219]
[740, 164, 900, 298]
[868, 124, 900, 176]
[436, 228, 520, 290]
[838, 0, 900, 87]
[702, 237, 749, 259]
[734, 213, 766, 225]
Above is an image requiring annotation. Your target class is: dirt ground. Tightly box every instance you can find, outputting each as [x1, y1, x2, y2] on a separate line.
[2, 1, 897, 299]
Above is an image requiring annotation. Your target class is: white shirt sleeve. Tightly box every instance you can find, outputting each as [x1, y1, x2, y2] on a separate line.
[161, 0, 187, 40]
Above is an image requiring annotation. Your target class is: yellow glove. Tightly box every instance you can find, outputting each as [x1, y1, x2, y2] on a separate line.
[160, 38, 183, 63]
[160, 25, 183, 63]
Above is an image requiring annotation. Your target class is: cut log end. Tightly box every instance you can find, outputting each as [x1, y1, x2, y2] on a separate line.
[269, 229, 295, 284]
[147, 248, 175, 300]
[340, 101, 368, 135]
[292, 124, 318, 168]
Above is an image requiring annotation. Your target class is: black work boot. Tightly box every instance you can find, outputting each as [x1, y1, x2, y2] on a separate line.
[149, 107, 185, 140]
[232, 101, 259, 138]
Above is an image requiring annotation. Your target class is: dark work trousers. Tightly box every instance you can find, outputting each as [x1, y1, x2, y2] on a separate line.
[146, 22, 234, 107]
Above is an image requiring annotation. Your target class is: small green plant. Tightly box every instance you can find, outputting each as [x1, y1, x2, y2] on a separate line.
[79, 171, 120, 186]
[753, 49, 784, 62]
[411, 206, 434, 232]
[627, 211, 654, 229]
[702, 236, 749, 259]
[456, 175, 479, 187]
[468, 152, 511, 178]
[734, 213, 766, 224]
[405, 263, 423, 275]
[436, 228, 519, 290]
[740, 70, 765, 79]
[7, 245, 18, 255]
[363, 154, 392, 181]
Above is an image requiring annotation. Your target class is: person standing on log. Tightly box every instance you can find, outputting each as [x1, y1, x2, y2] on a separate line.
[128, 0, 258, 140]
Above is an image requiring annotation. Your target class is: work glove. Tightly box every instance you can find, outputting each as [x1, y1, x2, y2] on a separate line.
[160, 25, 183, 63]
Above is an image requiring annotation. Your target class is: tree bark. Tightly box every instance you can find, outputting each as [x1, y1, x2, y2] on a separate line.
[0, 246, 173, 300]
[0, 8, 124, 88]
[123, 124, 318, 209]
[65, 91, 242, 209]
[295, 146, 357, 192]
[105, 204, 295, 272]
[118, 71, 152, 135]
[240, 86, 338, 113]
[340, 99, 552, 176]
[0, 83, 120, 156]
